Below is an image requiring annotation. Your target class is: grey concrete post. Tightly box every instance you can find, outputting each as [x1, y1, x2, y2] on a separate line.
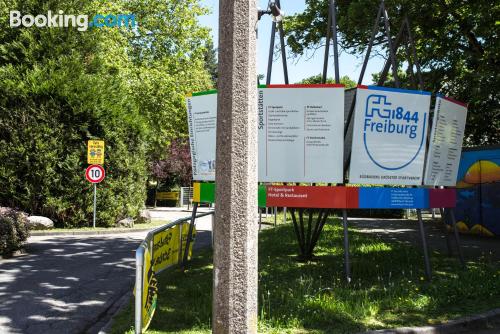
[213, 0, 258, 333]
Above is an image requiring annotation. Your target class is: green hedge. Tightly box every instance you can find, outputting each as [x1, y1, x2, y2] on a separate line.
[0, 19, 147, 227]
[0, 208, 29, 256]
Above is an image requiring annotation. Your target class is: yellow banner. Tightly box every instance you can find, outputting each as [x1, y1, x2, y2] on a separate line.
[142, 247, 157, 332]
[155, 192, 179, 201]
[152, 227, 180, 273]
[87, 140, 105, 165]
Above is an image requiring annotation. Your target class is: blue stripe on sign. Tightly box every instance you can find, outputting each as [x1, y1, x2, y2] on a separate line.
[366, 85, 432, 96]
[359, 188, 429, 209]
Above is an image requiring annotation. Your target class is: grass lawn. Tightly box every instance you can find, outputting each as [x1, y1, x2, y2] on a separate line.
[30, 220, 170, 233]
[111, 218, 500, 334]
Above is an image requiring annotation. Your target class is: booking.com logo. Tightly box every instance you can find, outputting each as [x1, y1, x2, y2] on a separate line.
[9, 10, 136, 32]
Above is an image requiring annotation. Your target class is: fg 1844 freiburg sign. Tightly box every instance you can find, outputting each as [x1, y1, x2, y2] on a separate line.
[349, 86, 431, 186]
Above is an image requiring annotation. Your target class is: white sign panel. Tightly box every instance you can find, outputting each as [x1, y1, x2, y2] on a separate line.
[186, 92, 217, 181]
[349, 86, 431, 185]
[258, 85, 345, 183]
[424, 96, 468, 186]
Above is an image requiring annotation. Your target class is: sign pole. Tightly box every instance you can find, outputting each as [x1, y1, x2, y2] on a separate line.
[182, 202, 198, 267]
[93, 183, 97, 228]
[439, 207, 454, 256]
[342, 209, 351, 283]
[417, 210, 432, 280]
[85, 165, 105, 227]
[449, 208, 465, 267]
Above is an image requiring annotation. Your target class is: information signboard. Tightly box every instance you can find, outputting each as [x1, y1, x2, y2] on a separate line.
[186, 91, 217, 181]
[349, 86, 431, 185]
[87, 140, 104, 165]
[187, 86, 345, 183]
[192, 182, 457, 209]
[424, 95, 468, 186]
[258, 84, 345, 183]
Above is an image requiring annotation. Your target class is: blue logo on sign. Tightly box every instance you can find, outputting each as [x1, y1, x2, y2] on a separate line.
[363, 94, 427, 170]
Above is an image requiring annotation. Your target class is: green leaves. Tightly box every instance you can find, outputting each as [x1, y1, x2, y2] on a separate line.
[285, 0, 499, 145]
[0, 0, 212, 226]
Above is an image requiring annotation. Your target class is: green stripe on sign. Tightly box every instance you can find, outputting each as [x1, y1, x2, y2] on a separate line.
[192, 89, 218, 96]
[195, 182, 267, 207]
[200, 183, 216, 203]
[258, 185, 266, 207]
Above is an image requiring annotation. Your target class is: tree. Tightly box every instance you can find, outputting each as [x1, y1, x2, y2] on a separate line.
[150, 138, 192, 190]
[125, 0, 214, 160]
[298, 74, 356, 88]
[0, 0, 213, 226]
[285, 0, 499, 145]
[204, 38, 218, 87]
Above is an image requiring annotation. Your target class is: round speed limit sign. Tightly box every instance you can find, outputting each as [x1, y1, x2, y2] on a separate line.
[85, 165, 105, 183]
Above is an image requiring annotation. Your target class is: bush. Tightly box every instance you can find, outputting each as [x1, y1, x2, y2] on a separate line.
[0, 208, 29, 256]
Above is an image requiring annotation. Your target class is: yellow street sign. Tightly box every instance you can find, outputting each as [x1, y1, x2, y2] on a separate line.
[87, 140, 104, 165]
[155, 191, 179, 201]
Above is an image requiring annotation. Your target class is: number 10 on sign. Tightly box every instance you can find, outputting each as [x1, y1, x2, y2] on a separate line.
[85, 165, 106, 228]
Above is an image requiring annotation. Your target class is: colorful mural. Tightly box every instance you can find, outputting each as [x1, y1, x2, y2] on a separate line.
[455, 146, 500, 236]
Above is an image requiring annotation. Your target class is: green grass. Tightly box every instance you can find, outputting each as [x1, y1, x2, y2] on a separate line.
[31, 220, 170, 233]
[111, 219, 500, 334]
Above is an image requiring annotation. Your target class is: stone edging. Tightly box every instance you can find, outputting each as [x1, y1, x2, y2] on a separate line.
[362, 308, 500, 333]
[29, 228, 154, 236]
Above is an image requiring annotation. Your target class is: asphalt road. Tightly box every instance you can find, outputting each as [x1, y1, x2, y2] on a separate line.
[0, 209, 213, 334]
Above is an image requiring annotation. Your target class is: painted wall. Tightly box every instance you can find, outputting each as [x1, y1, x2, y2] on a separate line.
[455, 146, 500, 236]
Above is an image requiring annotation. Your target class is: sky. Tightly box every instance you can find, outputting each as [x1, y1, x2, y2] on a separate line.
[197, 0, 386, 85]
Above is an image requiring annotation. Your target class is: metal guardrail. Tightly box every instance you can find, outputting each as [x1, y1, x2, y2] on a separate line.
[135, 210, 215, 334]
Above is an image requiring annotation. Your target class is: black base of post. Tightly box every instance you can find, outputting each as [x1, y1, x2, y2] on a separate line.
[416, 209, 432, 281]
[182, 202, 198, 268]
[342, 209, 351, 283]
[259, 209, 262, 231]
[449, 208, 465, 267]
[290, 208, 330, 262]
[439, 207, 453, 256]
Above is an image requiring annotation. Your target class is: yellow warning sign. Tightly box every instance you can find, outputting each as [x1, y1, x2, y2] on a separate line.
[87, 140, 104, 165]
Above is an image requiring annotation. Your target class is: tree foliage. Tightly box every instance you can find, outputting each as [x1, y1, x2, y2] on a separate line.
[298, 74, 356, 88]
[0, 0, 212, 226]
[149, 138, 192, 190]
[285, 0, 499, 145]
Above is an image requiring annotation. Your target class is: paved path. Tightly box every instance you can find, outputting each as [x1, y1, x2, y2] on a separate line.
[0, 208, 213, 334]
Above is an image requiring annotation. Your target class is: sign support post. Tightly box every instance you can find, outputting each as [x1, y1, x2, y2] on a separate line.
[182, 202, 198, 267]
[93, 183, 97, 228]
[449, 209, 465, 266]
[342, 209, 351, 283]
[85, 164, 105, 228]
[439, 208, 454, 256]
[417, 210, 432, 280]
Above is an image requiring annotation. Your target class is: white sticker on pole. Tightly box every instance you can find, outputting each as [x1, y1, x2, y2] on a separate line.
[258, 84, 345, 183]
[186, 91, 217, 181]
[424, 95, 468, 186]
[349, 86, 431, 185]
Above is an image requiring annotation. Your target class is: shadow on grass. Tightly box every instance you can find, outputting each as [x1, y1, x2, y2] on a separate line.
[112, 219, 500, 334]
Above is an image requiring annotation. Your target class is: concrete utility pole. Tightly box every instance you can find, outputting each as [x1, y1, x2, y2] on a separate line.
[213, 0, 258, 333]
